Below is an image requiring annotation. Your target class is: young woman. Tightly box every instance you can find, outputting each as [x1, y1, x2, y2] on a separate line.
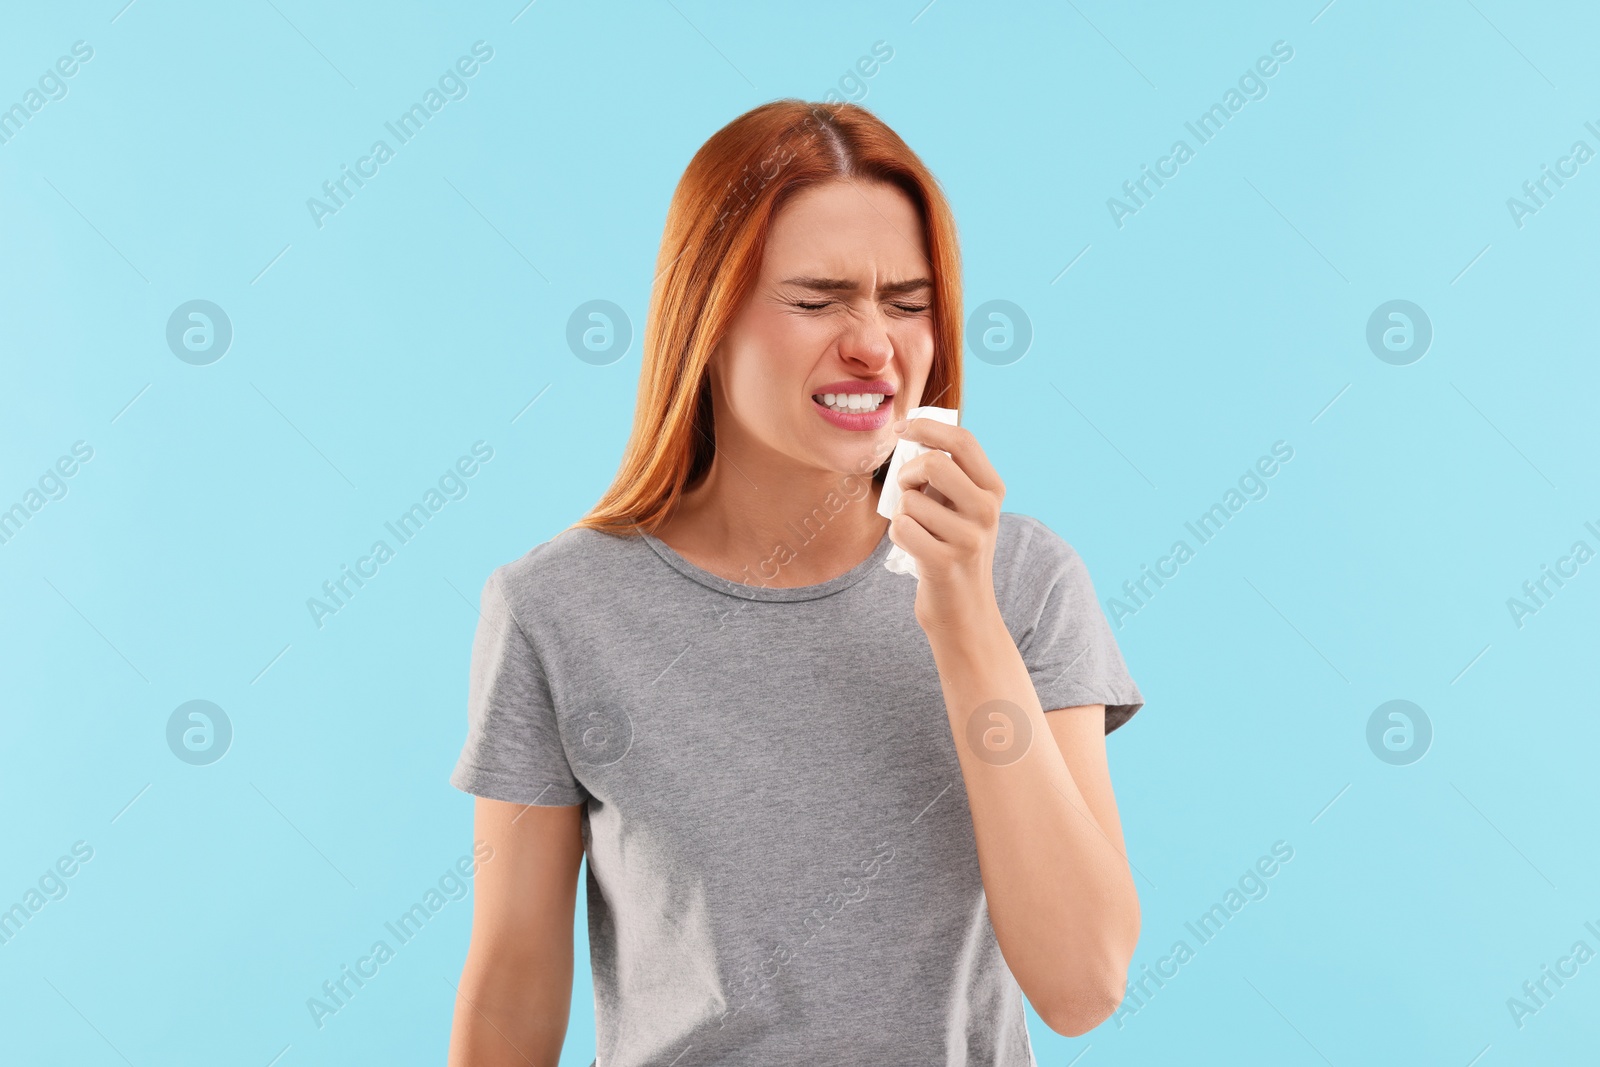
[447, 100, 1144, 1066]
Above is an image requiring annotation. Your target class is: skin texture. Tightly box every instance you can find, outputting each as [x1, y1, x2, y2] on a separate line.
[653, 178, 936, 587]
[892, 414, 1139, 1035]
[448, 178, 1140, 1056]
[448, 800, 582, 1066]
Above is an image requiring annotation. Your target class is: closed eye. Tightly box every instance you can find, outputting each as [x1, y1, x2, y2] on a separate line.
[791, 300, 930, 313]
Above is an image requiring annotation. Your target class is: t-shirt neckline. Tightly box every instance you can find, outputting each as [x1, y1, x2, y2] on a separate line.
[639, 524, 895, 602]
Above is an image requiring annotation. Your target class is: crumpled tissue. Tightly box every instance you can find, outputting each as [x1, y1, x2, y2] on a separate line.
[876, 405, 960, 579]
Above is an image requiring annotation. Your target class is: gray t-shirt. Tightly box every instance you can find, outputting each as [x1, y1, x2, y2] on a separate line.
[450, 510, 1143, 1065]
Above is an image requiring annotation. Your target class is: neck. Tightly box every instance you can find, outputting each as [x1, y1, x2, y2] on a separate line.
[661, 450, 892, 589]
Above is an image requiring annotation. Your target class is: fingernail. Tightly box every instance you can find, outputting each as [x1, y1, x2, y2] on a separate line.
[891, 418, 908, 433]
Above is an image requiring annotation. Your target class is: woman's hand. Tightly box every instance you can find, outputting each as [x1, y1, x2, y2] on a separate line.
[885, 416, 1008, 641]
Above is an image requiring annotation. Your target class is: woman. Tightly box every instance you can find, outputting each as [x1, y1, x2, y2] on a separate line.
[448, 100, 1144, 1066]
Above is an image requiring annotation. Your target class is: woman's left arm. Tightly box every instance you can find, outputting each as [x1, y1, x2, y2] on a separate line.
[887, 416, 1139, 1038]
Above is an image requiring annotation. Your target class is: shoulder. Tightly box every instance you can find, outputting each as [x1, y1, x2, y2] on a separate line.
[487, 524, 646, 609]
[996, 511, 1082, 575]
[994, 512, 1094, 618]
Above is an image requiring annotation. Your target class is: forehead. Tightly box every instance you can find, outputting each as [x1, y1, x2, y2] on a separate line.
[760, 179, 929, 281]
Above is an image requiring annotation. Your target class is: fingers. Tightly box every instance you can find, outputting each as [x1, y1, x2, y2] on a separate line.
[896, 418, 1005, 496]
[887, 418, 1005, 562]
[888, 508, 943, 558]
[895, 478, 994, 548]
[896, 449, 1001, 526]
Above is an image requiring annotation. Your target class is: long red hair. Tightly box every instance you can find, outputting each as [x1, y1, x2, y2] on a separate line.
[573, 100, 964, 537]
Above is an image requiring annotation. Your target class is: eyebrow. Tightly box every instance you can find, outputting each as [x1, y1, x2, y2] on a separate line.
[780, 276, 934, 297]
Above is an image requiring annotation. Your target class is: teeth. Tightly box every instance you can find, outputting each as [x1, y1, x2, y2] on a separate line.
[817, 392, 886, 414]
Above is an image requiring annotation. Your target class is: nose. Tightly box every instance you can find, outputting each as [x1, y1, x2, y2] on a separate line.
[837, 307, 894, 372]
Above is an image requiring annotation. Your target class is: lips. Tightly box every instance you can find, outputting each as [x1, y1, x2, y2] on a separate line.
[810, 379, 895, 414]
[811, 379, 895, 398]
[813, 392, 887, 414]
[810, 380, 895, 431]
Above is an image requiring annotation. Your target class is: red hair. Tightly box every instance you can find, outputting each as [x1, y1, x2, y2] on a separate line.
[573, 100, 964, 537]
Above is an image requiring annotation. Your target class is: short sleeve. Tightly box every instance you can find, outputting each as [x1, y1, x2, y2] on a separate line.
[449, 569, 588, 806]
[1007, 516, 1145, 734]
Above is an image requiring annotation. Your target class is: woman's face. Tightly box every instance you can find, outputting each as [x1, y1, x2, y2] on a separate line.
[708, 178, 937, 483]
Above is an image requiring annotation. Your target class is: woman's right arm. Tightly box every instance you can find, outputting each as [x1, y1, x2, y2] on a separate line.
[448, 796, 586, 1066]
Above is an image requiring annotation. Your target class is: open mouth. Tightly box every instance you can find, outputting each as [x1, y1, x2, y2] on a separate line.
[811, 392, 890, 414]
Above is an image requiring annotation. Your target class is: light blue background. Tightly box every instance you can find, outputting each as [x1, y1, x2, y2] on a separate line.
[3, 1, 1597, 1064]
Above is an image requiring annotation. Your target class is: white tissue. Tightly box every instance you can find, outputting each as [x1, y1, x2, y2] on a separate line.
[876, 405, 960, 579]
